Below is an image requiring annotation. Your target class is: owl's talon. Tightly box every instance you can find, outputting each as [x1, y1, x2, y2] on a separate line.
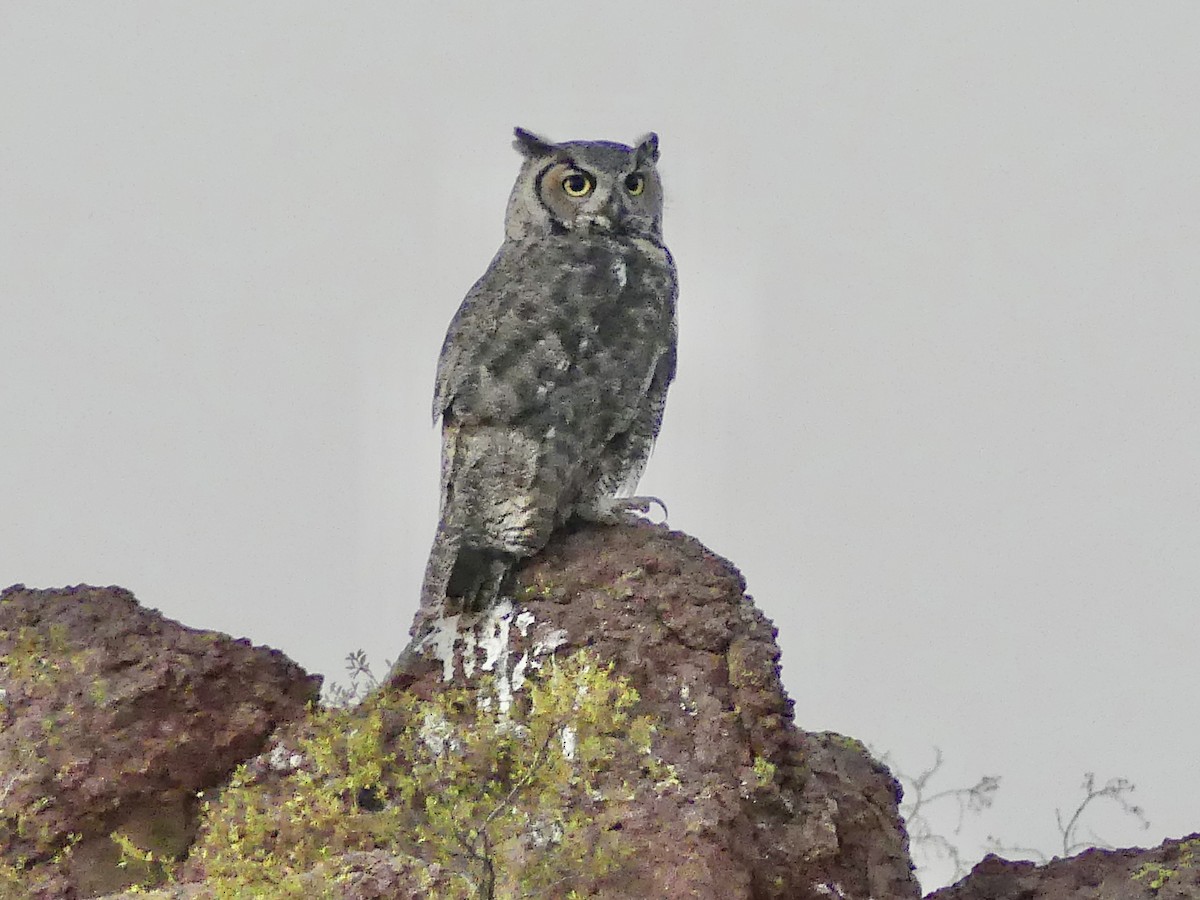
[580, 495, 669, 525]
[624, 495, 668, 521]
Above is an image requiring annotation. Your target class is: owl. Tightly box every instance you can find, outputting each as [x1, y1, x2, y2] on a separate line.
[421, 127, 678, 614]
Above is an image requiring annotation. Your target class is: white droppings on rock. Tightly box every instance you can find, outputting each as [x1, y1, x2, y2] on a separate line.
[560, 724, 577, 761]
[813, 883, 851, 899]
[511, 650, 530, 692]
[478, 599, 516, 714]
[267, 743, 303, 773]
[515, 610, 535, 636]
[679, 682, 698, 716]
[528, 817, 564, 848]
[420, 709, 457, 755]
[425, 612, 464, 682]
[478, 598, 513, 673]
[613, 259, 627, 288]
[460, 626, 477, 678]
[417, 600, 571, 718]
[533, 628, 568, 656]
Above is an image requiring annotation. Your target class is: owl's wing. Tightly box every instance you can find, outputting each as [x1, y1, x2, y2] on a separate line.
[431, 335, 461, 424]
[431, 253, 510, 426]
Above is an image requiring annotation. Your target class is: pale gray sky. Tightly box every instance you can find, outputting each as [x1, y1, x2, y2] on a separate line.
[3, 3, 1197, 888]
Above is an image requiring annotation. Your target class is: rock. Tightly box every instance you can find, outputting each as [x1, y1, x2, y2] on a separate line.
[927, 834, 1200, 900]
[0, 584, 321, 899]
[1, 526, 926, 899]
[97, 851, 461, 900]
[390, 522, 921, 900]
[8, 530, 1197, 900]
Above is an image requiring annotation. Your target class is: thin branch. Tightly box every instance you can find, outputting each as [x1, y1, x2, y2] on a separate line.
[479, 718, 561, 831]
[1057, 773, 1149, 856]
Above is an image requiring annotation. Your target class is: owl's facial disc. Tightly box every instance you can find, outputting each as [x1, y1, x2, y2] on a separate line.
[536, 159, 653, 235]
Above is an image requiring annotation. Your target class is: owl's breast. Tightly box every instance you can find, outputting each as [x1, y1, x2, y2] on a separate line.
[524, 239, 674, 434]
[442, 236, 675, 443]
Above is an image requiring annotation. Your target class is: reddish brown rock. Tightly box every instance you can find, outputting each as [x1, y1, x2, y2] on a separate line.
[928, 834, 1200, 900]
[0, 584, 320, 898]
[391, 522, 921, 900]
[11, 525, 927, 899]
[19, 528, 1199, 900]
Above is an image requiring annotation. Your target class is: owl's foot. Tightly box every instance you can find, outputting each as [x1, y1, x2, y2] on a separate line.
[578, 495, 668, 526]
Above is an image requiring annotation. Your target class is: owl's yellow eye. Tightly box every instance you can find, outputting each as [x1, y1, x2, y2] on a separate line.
[562, 172, 593, 197]
[624, 172, 645, 196]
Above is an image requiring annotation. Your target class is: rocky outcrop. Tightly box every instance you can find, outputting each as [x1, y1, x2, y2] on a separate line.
[0, 585, 320, 898]
[927, 835, 1200, 900]
[389, 521, 921, 899]
[10, 527, 1193, 899]
[1, 527, 921, 898]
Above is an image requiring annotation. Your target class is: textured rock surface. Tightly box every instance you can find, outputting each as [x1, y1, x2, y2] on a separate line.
[101, 851, 462, 900]
[392, 522, 921, 900]
[134, 524, 916, 899]
[10, 531, 1195, 900]
[0, 584, 321, 898]
[928, 834, 1200, 900]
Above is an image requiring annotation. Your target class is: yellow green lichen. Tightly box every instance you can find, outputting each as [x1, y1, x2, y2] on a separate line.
[751, 755, 777, 788]
[515, 573, 558, 601]
[1132, 837, 1199, 891]
[829, 734, 869, 755]
[0, 624, 69, 686]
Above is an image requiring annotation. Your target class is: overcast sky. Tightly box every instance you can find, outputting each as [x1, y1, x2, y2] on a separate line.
[3, 3, 1197, 889]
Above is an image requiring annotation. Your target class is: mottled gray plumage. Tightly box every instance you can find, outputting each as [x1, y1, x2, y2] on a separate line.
[422, 127, 677, 613]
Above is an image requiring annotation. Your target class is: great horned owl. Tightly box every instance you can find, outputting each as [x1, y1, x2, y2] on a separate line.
[422, 127, 678, 613]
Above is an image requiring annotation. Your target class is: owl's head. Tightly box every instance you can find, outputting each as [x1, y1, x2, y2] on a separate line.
[504, 128, 664, 242]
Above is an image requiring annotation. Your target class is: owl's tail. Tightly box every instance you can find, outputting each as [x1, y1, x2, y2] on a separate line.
[445, 546, 514, 612]
[420, 519, 517, 616]
[422, 421, 561, 614]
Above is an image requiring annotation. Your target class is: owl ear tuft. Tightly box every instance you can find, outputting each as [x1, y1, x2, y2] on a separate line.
[513, 127, 557, 158]
[634, 133, 660, 166]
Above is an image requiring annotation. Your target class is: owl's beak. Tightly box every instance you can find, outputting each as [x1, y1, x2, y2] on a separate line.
[584, 195, 626, 234]
[578, 190, 628, 236]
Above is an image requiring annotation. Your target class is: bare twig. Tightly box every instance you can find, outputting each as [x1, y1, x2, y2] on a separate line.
[1056, 773, 1149, 856]
[323, 649, 394, 706]
[878, 747, 1001, 884]
[881, 749, 1154, 893]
